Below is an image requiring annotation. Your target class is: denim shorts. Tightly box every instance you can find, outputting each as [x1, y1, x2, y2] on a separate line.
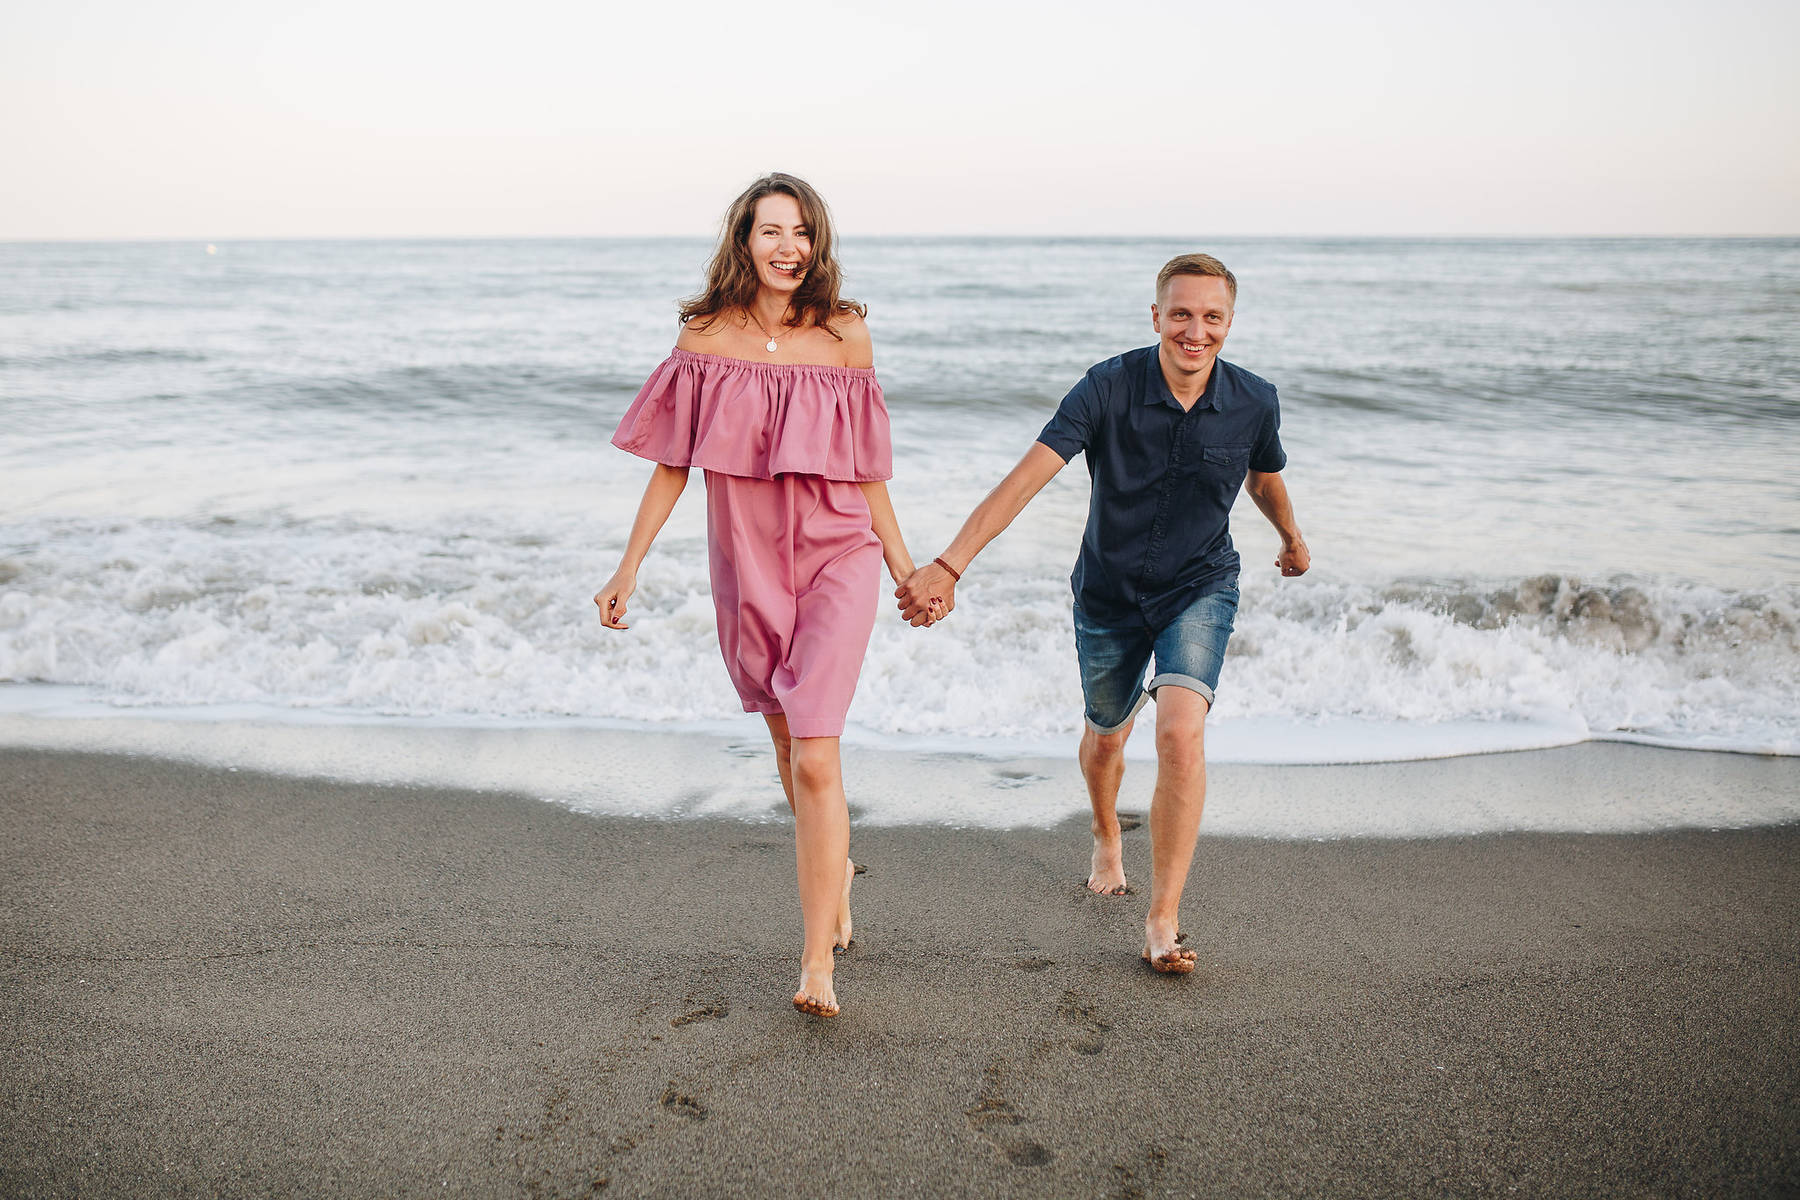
[1073, 585, 1239, 734]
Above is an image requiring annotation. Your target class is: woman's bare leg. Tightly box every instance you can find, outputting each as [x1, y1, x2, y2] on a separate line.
[764, 714, 797, 811]
[788, 735, 850, 1016]
[764, 716, 854, 954]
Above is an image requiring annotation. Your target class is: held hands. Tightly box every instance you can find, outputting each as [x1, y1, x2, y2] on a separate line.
[593, 570, 636, 630]
[896, 561, 957, 628]
[1276, 538, 1311, 578]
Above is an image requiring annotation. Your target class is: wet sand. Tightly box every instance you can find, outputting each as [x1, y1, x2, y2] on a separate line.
[2, 747, 1797, 1198]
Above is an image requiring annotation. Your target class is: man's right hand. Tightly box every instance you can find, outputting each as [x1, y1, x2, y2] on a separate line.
[896, 562, 957, 628]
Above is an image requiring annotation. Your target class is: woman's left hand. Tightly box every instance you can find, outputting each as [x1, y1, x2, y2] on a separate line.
[896, 562, 956, 628]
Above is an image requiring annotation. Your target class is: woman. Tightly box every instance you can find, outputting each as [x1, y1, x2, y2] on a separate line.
[594, 173, 923, 1018]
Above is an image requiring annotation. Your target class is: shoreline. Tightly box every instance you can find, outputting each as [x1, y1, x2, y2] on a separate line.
[0, 706, 1796, 836]
[4, 747, 1798, 1197]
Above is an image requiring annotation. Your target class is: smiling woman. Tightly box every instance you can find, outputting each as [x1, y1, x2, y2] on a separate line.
[593, 173, 920, 1020]
[677, 173, 865, 343]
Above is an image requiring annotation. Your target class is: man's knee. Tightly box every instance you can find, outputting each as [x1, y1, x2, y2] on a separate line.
[1153, 689, 1209, 772]
[1081, 724, 1131, 767]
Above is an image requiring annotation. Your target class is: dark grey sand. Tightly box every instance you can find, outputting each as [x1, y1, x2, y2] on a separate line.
[3, 747, 1796, 1199]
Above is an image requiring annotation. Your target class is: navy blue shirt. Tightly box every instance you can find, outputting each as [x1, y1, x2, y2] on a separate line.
[1037, 346, 1286, 632]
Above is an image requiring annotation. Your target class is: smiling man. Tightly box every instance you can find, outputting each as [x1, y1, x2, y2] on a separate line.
[896, 253, 1309, 973]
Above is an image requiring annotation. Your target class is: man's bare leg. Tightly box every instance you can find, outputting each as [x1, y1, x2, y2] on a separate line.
[765, 716, 854, 954]
[1144, 688, 1207, 973]
[788, 734, 851, 1016]
[1078, 718, 1134, 894]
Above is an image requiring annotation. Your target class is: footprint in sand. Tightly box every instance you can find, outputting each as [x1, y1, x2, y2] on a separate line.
[1013, 956, 1055, 972]
[990, 768, 1050, 790]
[1106, 1144, 1170, 1200]
[1116, 811, 1143, 831]
[1058, 989, 1113, 1055]
[659, 1087, 707, 1121]
[964, 1060, 1053, 1167]
[668, 1004, 728, 1028]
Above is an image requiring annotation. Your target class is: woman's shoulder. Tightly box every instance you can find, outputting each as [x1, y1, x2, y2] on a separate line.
[675, 312, 735, 353]
[827, 307, 872, 369]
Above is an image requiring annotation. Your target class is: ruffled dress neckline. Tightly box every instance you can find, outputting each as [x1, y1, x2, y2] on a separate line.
[667, 346, 878, 378]
[611, 347, 892, 483]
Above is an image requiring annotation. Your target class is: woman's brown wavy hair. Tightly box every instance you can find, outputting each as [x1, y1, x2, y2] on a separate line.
[679, 172, 865, 339]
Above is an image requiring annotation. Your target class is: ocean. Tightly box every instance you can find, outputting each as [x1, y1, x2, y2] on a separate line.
[2, 236, 1797, 775]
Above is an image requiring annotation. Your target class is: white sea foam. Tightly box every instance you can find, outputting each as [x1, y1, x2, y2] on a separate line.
[3, 696, 1795, 835]
[1, 512, 1794, 760]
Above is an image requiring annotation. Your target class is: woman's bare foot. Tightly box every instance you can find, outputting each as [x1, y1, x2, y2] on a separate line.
[1086, 823, 1128, 895]
[793, 961, 839, 1017]
[1142, 918, 1197, 974]
[833, 857, 855, 952]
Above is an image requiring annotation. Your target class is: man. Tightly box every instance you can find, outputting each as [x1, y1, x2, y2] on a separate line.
[896, 253, 1309, 973]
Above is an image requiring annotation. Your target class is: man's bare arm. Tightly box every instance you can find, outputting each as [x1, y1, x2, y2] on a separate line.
[895, 442, 1067, 625]
[1244, 469, 1309, 577]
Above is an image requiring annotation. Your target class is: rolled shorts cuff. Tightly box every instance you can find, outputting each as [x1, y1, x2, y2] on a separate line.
[1146, 672, 1215, 707]
[1085, 688, 1151, 735]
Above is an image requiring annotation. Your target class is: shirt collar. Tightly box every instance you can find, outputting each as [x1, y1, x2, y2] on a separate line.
[1141, 345, 1225, 412]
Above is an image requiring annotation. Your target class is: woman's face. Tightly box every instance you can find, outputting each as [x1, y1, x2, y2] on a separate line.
[747, 193, 811, 296]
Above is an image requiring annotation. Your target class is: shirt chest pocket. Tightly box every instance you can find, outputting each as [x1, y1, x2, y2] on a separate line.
[1177, 443, 1252, 489]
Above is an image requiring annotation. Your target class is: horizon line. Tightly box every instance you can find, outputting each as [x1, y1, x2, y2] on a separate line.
[4, 231, 1798, 246]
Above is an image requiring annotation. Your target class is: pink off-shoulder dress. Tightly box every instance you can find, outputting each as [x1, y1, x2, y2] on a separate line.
[611, 348, 892, 738]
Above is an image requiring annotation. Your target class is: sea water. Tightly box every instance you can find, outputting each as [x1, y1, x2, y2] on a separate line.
[2, 237, 1796, 793]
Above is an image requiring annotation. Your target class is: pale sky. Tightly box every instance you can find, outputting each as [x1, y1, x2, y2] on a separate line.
[3, 0, 1796, 239]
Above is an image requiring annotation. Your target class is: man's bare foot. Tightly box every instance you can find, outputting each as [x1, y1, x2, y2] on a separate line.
[834, 857, 855, 953]
[1142, 919, 1197, 974]
[1086, 825, 1128, 895]
[793, 961, 839, 1017]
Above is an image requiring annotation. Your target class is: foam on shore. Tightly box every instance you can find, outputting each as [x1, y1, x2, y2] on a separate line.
[2, 691, 1794, 837]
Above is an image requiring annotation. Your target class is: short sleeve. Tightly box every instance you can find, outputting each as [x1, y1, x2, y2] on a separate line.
[1037, 369, 1106, 462]
[1249, 391, 1286, 473]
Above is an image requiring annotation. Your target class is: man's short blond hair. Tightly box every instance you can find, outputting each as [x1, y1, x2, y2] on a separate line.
[1157, 253, 1237, 308]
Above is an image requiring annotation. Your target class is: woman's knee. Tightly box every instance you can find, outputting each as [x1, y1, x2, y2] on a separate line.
[763, 714, 792, 753]
[789, 738, 841, 794]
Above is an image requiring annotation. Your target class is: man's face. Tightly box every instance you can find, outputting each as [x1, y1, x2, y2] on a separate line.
[1151, 274, 1234, 379]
